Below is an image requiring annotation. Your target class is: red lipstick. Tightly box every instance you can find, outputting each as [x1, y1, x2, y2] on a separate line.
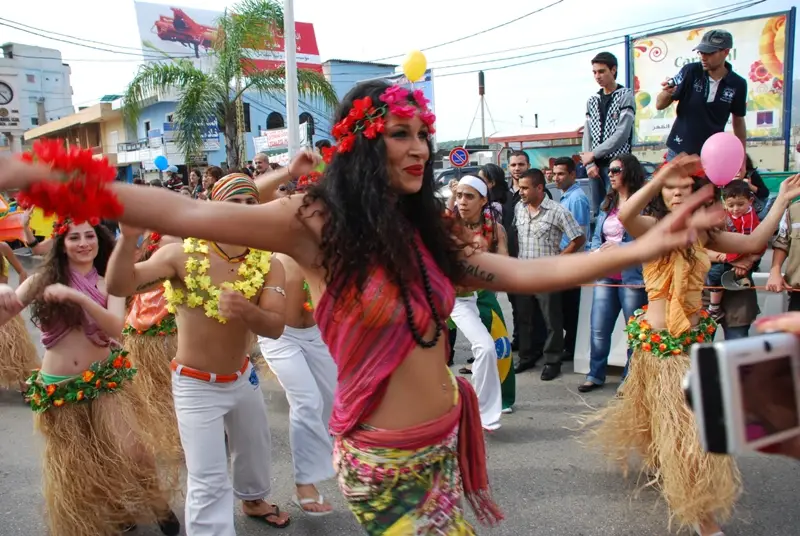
[404, 165, 424, 176]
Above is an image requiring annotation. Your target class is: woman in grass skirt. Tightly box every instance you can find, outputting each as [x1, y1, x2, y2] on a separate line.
[123, 231, 184, 469]
[585, 156, 800, 536]
[0, 219, 180, 536]
[0, 241, 37, 391]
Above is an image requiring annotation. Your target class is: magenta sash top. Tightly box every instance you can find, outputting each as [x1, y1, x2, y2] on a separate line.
[41, 267, 111, 349]
[315, 235, 456, 437]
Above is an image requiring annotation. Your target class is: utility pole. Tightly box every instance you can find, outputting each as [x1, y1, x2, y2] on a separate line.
[478, 71, 486, 145]
[284, 0, 300, 159]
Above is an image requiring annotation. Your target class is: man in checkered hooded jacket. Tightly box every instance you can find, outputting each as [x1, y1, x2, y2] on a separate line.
[581, 51, 635, 218]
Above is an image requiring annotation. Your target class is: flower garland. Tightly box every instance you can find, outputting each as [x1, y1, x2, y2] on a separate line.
[323, 85, 436, 162]
[625, 306, 717, 359]
[122, 314, 177, 338]
[147, 232, 162, 253]
[163, 238, 271, 324]
[17, 139, 123, 223]
[302, 280, 313, 312]
[24, 348, 135, 413]
[51, 216, 73, 238]
[295, 171, 323, 192]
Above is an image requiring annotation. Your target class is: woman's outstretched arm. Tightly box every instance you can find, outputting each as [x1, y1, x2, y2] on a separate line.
[460, 185, 723, 294]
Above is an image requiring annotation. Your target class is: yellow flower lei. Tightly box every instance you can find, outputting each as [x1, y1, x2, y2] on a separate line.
[163, 238, 271, 324]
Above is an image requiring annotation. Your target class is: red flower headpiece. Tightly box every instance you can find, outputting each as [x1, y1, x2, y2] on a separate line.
[325, 85, 436, 163]
[295, 171, 322, 193]
[17, 139, 123, 224]
[147, 232, 162, 253]
[51, 216, 74, 238]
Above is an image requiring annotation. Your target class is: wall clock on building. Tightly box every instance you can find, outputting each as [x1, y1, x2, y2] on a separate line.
[0, 82, 13, 105]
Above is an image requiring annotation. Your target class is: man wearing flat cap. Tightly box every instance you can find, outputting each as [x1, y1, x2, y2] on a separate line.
[656, 29, 748, 176]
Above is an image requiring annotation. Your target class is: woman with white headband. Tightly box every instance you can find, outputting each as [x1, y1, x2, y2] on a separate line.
[446, 175, 509, 430]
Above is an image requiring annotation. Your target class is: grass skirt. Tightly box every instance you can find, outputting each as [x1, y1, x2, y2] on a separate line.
[123, 332, 182, 470]
[0, 315, 39, 389]
[35, 375, 171, 536]
[583, 346, 742, 530]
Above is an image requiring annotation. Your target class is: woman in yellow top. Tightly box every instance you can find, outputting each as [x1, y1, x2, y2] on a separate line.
[587, 154, 800, 536]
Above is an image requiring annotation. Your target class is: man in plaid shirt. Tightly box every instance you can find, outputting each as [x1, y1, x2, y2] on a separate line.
[514, 169, 585, 381]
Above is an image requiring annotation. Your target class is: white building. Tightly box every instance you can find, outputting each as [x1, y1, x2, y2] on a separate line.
[0, 43, 74, 152]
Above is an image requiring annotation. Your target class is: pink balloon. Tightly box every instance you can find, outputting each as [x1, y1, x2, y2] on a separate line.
[701, 132, 744, 187]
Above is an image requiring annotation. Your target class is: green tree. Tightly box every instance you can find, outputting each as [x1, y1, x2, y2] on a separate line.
[123, 0, 338, 169]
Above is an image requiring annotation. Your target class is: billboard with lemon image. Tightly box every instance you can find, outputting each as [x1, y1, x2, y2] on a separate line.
[629, 11, 793, 146]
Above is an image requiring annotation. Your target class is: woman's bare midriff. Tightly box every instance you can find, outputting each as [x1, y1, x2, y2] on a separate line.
[364, 333, 455, 431]
[644, 298, 701, 331]
[41, 329, 112, 376]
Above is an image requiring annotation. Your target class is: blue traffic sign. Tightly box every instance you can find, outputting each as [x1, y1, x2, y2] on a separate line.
[449, 147, 469, 168]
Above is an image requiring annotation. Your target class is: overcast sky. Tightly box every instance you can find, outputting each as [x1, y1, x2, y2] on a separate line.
[2, 0, 798, 141]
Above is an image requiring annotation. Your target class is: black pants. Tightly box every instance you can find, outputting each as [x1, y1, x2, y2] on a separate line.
[790, 292, 800, 312]
[561, 287, 582, 358]
[509, 293, 520, 344]
[517, 293, 560, 366]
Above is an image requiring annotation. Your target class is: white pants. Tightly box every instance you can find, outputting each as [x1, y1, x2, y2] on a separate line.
[259, 325, 337, 485]
[451, 294, 502, 430]
[172, 362, 272, 536]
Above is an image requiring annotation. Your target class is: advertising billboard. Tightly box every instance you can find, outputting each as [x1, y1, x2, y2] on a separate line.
[629, 11, 792, 145]
[133, 1, 322, 72]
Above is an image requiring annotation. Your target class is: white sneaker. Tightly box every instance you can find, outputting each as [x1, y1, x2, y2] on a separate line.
[501, 407, 514, 414]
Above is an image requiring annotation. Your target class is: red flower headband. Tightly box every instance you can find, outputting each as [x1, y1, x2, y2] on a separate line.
[147, 232, 162, 253]
[51, 217, 73, 238]
[323, 85, 435, 163]
[18, 139, 123, 224]
[295, 171, 322, 193]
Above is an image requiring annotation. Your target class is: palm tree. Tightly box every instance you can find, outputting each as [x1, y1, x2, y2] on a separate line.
[123, 0, 338, 169]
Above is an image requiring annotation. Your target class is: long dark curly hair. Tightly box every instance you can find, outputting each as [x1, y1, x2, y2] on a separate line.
[602, 154, 646, 213]
[30, 223, 116, 331]
[301, 79, 461, 298]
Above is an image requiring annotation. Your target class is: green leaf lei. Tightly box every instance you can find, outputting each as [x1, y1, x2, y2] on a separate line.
[122, 314, 177, 338]
[625, 306, 717, 359]
[24, 348, 136, 413]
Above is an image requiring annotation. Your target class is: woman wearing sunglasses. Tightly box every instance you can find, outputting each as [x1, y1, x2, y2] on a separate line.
[579, 154, 648, 392]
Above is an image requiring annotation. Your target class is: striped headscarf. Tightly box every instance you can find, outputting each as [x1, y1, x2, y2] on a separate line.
[210, 173, 259, 202]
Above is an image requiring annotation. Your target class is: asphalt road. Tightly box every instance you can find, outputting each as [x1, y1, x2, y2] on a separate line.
[1, 267, 799, 536]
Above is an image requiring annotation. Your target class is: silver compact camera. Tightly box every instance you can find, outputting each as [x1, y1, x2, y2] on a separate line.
[684, 332, 800, 454]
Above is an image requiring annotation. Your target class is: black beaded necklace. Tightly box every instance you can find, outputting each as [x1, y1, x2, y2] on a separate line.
[397, 239, 444, 348]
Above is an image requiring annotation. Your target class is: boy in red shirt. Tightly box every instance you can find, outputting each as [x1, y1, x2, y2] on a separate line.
[707, 179, 764, 320]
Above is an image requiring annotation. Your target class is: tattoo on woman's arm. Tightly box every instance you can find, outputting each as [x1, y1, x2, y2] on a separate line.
[458, 260, 496, 283]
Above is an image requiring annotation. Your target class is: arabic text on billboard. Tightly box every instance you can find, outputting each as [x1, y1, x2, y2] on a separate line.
[132, 1, 322, 72]
[631, 12, 789, 145]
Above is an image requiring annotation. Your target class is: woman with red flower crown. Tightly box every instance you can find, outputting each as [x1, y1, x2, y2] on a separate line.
[3, 80, 730, 535]
[583, 158, 800, 536]
[0, 217, 180, 536]
[122, 229, 184, 473]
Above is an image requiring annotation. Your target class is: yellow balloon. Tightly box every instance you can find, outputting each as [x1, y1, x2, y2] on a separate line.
[402, 50, 427, 82]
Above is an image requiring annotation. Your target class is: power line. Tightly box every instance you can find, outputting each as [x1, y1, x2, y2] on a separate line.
[0, 16, 154, 53]
[423, 0, 758, 66]
[367, 0, 566, 62]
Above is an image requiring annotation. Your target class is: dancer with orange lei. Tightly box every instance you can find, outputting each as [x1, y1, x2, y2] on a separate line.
[123, 230, 184, 468]
[585, 155, 800, 536]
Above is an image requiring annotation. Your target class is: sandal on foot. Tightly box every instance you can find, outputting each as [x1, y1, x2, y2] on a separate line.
[292, 494, 333, 517]
[694, 524, 725, 536]
[247, 504, 291, 529]
[458, 367, 472, 375]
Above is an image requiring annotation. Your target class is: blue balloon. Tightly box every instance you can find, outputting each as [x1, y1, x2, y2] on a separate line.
[154, 155, 169, 171]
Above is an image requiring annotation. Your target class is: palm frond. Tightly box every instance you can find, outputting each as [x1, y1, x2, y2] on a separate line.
[122, 60, 206, 126]
[214, 0, 283, 81]
[238, 66, 339, 112]
[173, 76, 227, 160]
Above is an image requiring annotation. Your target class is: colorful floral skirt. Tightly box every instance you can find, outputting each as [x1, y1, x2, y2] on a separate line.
[584, 312, 741, 530]
[27, 349, 172, 536]
[0, 315, 40, 389]
[335, 426, 475, 535]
